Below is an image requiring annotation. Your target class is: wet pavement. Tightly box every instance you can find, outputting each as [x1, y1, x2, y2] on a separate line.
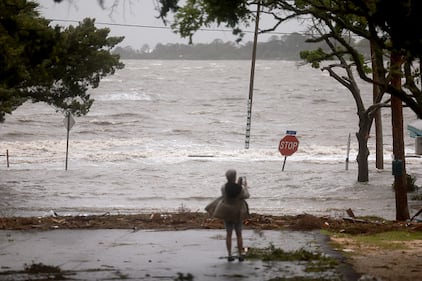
[0, 229, 359, 280]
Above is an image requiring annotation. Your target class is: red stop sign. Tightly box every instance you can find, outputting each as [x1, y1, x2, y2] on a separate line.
[279, 135, 299, 156]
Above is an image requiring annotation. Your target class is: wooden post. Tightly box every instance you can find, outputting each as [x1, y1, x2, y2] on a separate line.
[0, 150, 9, 167]
[391, 51, 410, 221]
[65, 112, 70, 171]
[345, 133, 351, 170]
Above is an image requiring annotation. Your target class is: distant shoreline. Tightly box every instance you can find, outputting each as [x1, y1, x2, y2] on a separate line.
[113, 33, 370, 60]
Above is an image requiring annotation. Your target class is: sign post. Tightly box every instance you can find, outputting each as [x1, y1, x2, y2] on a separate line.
[278, 131, 299, 171]
[63, 112, 75, 170]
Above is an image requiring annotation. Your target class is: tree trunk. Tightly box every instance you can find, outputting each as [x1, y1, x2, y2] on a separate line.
[374, 107, 384, 169]
[391, 52, 410, 221]
[370, 40, 384, 169]
[356, 112, 370, 182]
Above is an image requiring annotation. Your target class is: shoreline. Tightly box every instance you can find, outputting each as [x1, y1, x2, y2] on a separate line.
[1, 212, 420, 233]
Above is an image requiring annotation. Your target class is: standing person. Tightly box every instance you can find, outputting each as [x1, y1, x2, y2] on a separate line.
[205, 169, 250, 262]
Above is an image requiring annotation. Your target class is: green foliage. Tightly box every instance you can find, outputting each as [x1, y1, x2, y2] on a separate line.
[0, 0, 124, 122]
[300, 48, 331, 68]
[171, 1, 205, 43]
[200, 0, 250, 27]
[247, 244, 336, 264]
[247, 244, 338, 276]
[369, 0, 422, 58]
[37, 18, 124, 117]
[0, 0, 54, 121]
[158, 0, 180, 21]
[164, 0, 251, 43]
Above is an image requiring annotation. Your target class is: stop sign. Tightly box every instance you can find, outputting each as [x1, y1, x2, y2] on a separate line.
[279, 135, 299, 156]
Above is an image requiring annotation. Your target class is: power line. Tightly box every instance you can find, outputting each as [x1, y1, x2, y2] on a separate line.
[48, 18, 305, 36]
[50, 19, 171, 30]
[48, 18, 366, 40]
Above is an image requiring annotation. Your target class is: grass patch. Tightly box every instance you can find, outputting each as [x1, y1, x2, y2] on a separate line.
[329, 230, 422, 251]
[354, 231, 422, 249]
[248, 245, 328, 261]
[247, 244, 337, 273]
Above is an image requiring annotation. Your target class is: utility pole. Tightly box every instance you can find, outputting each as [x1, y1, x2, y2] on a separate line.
[390, 51, 410, 221]
[244, 1, 260, 149]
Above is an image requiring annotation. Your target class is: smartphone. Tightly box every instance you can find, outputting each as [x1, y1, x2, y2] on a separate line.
[239, 176, 247, 186]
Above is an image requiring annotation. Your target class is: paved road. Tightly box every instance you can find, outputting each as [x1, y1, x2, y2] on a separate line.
[0, 229, 359, 280]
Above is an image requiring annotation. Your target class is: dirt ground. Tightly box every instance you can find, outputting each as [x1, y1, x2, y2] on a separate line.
[331, 236, 422, 281]
[1, 212, 422, 280]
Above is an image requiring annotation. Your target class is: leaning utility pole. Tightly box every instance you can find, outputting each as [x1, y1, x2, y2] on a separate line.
[244, 2, 260, 149]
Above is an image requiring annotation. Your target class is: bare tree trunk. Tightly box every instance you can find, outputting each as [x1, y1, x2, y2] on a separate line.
[374, 106, 384, 169]
[370, 40, 384, 169]
[391, 52, 410, 221]
[357, 112, 370, 182]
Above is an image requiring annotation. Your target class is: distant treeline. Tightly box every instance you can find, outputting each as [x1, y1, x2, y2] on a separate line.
[114, 32, 370, 60]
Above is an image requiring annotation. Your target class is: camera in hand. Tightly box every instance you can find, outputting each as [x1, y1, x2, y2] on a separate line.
[238, 176, 247, 186]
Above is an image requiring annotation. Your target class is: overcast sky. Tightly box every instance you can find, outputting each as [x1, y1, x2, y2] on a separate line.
[36, 0, 305, 49]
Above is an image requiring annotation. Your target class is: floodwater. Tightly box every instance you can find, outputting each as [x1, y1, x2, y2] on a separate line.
[1, 60, 421, 219]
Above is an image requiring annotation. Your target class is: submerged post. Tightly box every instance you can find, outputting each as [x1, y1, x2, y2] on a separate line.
[245, 2, 261, 149]
[345, 133, 351, 170]
[63, 112, 75, 171]
[65, 112, 70, 170]
[0, 150, 9, 167]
